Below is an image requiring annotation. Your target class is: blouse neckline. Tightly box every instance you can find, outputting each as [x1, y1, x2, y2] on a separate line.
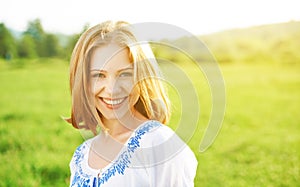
[82, 120, 161, 177]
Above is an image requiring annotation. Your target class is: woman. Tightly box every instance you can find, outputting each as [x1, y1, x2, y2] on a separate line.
[67, 20, 197, 186]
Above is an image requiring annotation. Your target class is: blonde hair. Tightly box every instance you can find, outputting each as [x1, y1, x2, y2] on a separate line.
[67, 21, 170, 135]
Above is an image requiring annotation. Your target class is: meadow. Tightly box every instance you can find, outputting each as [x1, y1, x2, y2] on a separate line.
[0, 57, 299, 186]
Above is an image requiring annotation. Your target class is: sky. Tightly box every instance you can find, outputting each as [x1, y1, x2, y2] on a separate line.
[1, 0, 300, 36]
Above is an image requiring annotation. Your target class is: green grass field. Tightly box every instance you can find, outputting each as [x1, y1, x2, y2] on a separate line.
[0, 59, 299, 186]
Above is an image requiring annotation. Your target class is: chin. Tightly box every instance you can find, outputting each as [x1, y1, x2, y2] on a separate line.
[98, 107, 132, 121]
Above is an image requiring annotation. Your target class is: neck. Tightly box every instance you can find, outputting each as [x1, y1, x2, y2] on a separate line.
[101, 109, 147, 137]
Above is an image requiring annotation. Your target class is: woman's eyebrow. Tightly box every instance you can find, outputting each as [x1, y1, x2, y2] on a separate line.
[90, 69, 106, 72]
[117, 67, 133, 72]
[90, 65, 133, 72]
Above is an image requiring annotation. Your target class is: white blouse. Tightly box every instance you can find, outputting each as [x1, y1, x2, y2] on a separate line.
[69, 120, 198, 187]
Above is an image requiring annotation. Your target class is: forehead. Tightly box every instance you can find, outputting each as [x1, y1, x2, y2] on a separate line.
[90, 44, 131, 70]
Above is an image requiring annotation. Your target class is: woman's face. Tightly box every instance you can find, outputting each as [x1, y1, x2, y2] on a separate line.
[90, 44, 138, 121]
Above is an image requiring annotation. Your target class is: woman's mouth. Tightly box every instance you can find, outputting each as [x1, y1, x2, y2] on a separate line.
[100, 97, 127, 109]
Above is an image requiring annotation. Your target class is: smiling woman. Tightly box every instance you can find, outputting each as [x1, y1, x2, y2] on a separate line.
[90, 44, 139, 124]
[66, 21, 197, 187]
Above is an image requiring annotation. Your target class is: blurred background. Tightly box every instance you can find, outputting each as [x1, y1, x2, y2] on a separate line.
[0, 0, 299, 186]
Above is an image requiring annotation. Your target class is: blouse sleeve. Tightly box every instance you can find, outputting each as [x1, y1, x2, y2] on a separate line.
[151, 146, 197, 187]
[139, 125, 198, 187]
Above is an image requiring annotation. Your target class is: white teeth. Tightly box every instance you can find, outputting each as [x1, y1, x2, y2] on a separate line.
[102, 98, 125, 105]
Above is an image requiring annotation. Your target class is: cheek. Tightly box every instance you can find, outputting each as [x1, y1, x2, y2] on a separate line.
[128, 84, 140, 107]
[91, 79, 103, 95]
[118, 78, 134, 93]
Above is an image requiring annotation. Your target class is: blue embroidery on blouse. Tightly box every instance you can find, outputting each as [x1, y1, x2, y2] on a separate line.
[70, 120, 161, 187]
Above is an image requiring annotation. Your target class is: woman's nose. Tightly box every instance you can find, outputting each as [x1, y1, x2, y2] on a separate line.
[104, 77, 116, 94]
[95, 77, 121, 96]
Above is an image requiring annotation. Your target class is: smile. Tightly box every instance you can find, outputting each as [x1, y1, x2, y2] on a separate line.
[100, 97, 127, 108]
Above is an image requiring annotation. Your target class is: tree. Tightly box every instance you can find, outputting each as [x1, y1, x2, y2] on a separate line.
[0, 23, 17, 59]
[24, 19, 46, 57]
[17, 34, 37, 58]
[44, 33, 61, 57]
[64, 24, 89, 59]
[23, 19, 63, 57]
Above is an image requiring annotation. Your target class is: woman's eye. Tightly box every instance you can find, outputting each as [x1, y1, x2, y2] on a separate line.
[119, 72, 133, 77]
[92, 73, 105, 78]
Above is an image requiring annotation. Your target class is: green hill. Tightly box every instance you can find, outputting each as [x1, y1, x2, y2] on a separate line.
[153, 21, 300, 64]
[200, 21, 300, 64]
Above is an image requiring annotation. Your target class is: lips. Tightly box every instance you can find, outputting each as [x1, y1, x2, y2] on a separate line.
[100, 97, 127, 109]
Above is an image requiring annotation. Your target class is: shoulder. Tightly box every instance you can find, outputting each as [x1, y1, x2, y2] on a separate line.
[72, 137, 94, 155]
[69, 137, 95, 168]
[136, 120, 197, 165]
[138, 120, 184, 148]
[133, 121, 198, 185]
